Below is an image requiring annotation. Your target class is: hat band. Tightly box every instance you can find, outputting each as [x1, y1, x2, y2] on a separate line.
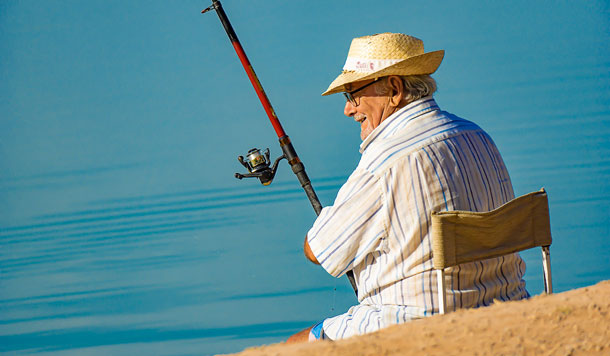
[343, 57, 403, 73]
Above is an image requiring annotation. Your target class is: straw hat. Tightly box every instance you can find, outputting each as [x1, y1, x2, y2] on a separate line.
[322, 33, 444, 96]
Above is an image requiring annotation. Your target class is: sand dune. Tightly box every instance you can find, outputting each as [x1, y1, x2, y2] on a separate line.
[225, 280, 610, 356]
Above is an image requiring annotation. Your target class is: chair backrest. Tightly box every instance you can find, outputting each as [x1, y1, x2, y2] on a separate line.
[431, 188, 553, 314]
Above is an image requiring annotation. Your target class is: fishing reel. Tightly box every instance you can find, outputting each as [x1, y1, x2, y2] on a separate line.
[235, 148, 285, 185]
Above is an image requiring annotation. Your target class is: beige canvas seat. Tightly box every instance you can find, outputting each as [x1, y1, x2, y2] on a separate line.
[431, 188, 553, 315]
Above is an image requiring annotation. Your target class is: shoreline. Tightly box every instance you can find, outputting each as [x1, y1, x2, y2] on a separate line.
[224, 280, 610, 356]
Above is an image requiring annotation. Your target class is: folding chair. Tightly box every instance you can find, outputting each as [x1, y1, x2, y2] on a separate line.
[431, 188, 553, 315]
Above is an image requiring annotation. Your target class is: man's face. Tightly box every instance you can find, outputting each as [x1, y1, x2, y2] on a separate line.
[343, 79, 394, 141]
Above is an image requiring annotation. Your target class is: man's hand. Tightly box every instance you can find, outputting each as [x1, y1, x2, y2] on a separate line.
[304, 235, 320, 265]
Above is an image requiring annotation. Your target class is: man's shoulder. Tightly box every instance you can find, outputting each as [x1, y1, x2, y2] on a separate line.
[360, 110, 485, 174]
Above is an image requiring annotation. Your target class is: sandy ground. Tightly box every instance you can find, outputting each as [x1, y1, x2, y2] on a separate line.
[224, 280, 610, 356]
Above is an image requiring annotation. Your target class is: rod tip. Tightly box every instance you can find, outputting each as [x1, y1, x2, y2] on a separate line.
[201, 4, 214, 14]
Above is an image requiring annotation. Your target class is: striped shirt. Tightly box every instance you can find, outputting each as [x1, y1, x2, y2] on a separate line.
[307, 96, 529, 340]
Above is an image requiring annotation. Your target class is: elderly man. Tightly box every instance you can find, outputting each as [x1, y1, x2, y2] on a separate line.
[287, 33, 528, 343]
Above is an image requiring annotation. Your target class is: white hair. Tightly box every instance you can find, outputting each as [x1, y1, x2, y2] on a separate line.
[375, 75, 437, 103]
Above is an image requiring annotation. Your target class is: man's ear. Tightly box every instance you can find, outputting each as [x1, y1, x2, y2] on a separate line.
[387, 76, 403, 107]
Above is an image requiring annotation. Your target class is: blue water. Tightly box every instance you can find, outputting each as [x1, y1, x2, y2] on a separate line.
[0, 176, 357, 355]
[1, 1, 609, 355]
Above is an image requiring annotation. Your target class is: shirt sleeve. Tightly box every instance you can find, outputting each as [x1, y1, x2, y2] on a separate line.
[307, 168, 389, 277]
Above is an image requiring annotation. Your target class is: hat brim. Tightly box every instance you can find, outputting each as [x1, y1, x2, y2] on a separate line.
[322, 50, 445, 96]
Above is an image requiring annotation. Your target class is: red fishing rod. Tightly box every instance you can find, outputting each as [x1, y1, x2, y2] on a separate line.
[202, 0, 358, 295]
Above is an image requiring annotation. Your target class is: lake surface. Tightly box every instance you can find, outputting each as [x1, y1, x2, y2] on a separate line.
[1, 1, 609, 355]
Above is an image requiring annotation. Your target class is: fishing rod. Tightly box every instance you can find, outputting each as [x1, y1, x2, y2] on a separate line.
[202, 0, 358, 296]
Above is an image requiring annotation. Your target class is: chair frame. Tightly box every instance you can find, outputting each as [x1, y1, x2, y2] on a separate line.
[432, 189, 553, 315]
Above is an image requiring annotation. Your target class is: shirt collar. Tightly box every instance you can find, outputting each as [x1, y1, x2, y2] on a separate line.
[359, 96, 440, 153]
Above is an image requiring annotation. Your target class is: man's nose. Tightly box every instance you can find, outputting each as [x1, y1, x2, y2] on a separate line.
[344, 100, 357, 117]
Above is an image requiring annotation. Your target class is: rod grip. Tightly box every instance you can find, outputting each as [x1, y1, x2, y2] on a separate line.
[279, 136, 323, 215]
[279, 136, 358, 294]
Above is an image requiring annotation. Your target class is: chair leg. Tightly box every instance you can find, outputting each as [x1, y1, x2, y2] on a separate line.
[437, 269, 447, 314]
[541, 246, 553, 294]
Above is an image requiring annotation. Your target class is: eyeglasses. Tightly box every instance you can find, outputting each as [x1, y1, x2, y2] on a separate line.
[343, 79, 379, 107]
